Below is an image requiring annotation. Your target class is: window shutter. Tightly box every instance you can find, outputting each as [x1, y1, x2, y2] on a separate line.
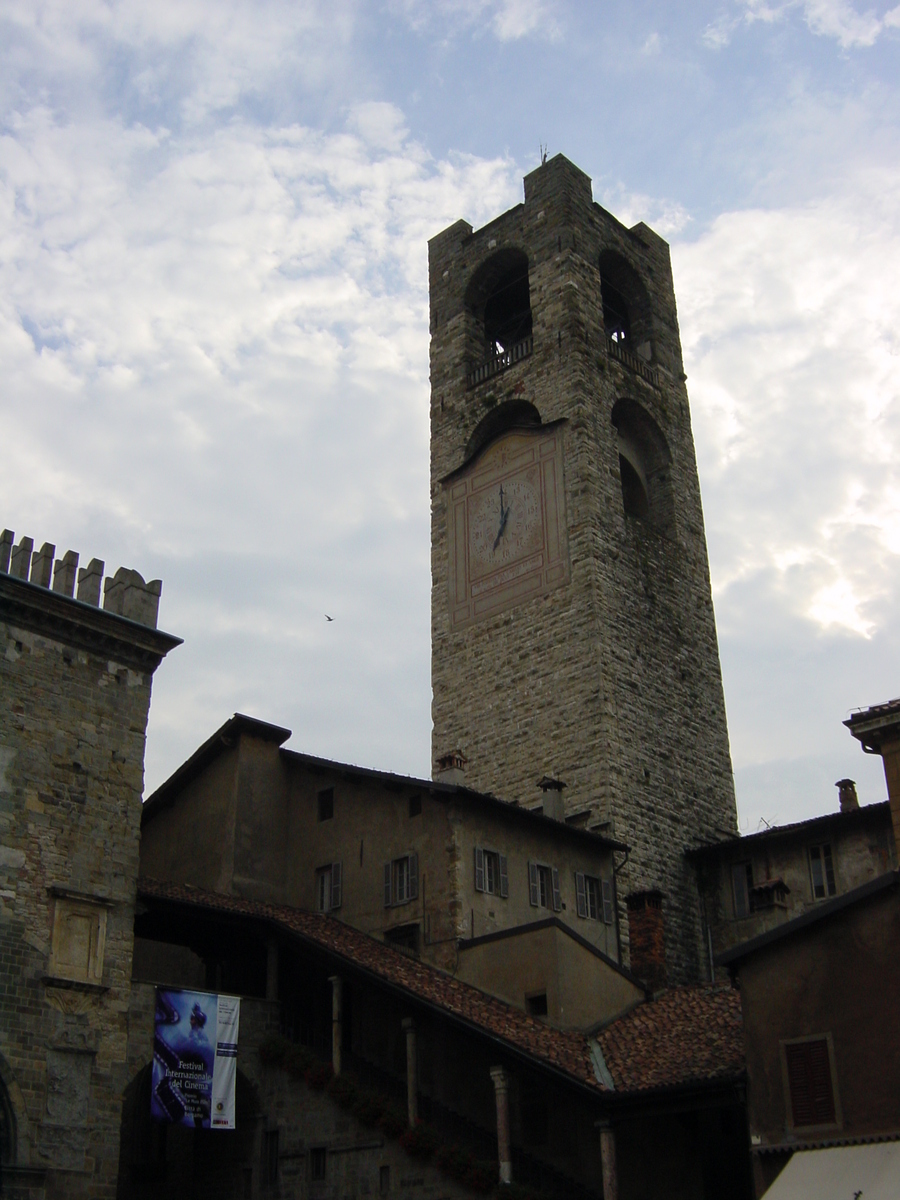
[732, 862, 751, 918]
[575, 873, 587, 918]
[499, 855, 508, 898]
[601, 878, 614, 925]
[408, 853, 418, 900]
[551, 867, 562, 912]
[475, 847, 485, 893]
[528, 862, 539, 907]
[786, 1040, 836, 1127]
[331, 862, 342, 910]
[384, 862, 392, 908]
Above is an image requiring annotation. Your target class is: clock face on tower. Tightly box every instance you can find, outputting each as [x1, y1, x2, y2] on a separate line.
[444, 424, 569, 628]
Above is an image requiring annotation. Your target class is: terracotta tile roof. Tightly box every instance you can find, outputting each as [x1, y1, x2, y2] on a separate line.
[138, 878, 601, 1089]
[596, 985, 744, 1093]
[137, 879, 745, 1097]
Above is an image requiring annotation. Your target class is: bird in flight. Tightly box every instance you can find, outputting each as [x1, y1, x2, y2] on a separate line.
[325, 614, 333, 622]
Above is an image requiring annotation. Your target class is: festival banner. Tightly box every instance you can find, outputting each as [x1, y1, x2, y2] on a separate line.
[151, 988, 241, 1129]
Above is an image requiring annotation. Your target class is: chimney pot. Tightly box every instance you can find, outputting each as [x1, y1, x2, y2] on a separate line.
[435, 750, 468, 785]
[836, 778, 859, 812]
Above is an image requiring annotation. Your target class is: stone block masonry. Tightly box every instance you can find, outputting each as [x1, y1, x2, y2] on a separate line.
[0, 529, 180, 1199]
[428, 156, 737, 984]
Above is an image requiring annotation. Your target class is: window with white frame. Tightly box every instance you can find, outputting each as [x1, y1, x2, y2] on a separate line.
[528, 862, 561, 911]
[575, 873, 614, 923]
[809, 844, 836, 900]
[383, 854, 418, 907]
[316, 863, 342, 912]
[474, 847, 508, 897]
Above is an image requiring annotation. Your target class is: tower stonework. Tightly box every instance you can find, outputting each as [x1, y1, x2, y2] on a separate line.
[429, 155, 737, 983]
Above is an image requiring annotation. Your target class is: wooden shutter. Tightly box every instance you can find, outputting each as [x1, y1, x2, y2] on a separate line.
[575, 873, 587, 918]
[601, 878, 614, 925]
[383, 862, 392, 908]
[331, 862, 342, 910]
[785, 1039, 836, 1127]
[474, 847, 485, 892]
[408, 853, 418, 900]
[528, 862, 539, 906]
[499, 855, 508, 898]
[551, 867, 562, 912]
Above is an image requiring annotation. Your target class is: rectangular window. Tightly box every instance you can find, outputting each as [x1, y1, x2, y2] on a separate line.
[784, 1038, 838, 1128]
[316, 863, 342, 912]
[575, 872, 608, 920]
[809, 844, 836, 900]
[474, 847, 508, 897]
[528, 862, 561, 911]
[309, 1147, 327, 1181]
[317, 788, 334, 822]
[408, 793, 422, 817]
[384, 922, 419, 955]
[732, 862, 753, 919]
[526, 992, 548, 1017]
[379, 1165, 391, 1195]
[383, 854, 418, 906]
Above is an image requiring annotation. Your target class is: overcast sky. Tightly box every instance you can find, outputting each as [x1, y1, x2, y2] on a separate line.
[2, 0, 899, 832]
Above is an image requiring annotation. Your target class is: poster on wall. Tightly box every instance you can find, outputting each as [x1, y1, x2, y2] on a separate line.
[151, 988, 241, 1129]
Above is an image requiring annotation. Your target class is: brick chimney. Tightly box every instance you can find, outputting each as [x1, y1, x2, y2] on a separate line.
[434, 750, 468, 786]
[836, 778, 859, 812]
[538, 776, 567, 822]
[626, 890, 666, 993]
[844, 700, 900, 864]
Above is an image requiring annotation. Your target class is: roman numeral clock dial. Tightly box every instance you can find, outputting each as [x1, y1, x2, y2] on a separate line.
[444, 426, 570, 628]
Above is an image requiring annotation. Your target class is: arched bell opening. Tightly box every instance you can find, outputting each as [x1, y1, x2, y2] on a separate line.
[464, 249, 533, 384]
[611, 397, 674, 536]
[599, 250, 653, 363]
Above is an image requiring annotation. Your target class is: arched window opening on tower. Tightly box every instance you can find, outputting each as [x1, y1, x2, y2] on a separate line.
[612, 398, 674, 536]
[483, 261, 532, 356]
[465, 249, 533, 387]
[599, 251, 653, 367]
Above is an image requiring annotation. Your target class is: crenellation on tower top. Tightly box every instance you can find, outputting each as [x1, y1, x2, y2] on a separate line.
[0, 527, 164, 629]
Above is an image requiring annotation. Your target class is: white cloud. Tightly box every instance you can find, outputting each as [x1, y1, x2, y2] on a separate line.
[674, 168, 900, 650]
[387, 0, 560, 41]
[0, 92, 520, 791]
[713, 0, 894, 48]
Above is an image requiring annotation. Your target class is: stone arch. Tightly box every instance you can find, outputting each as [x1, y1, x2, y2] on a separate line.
[117, 1062, 262, 1199]
[611, 397, 674, 535]
[465, 248, 533, 359]
[465, 400, 541, 462]
[599, 250, 653, 362]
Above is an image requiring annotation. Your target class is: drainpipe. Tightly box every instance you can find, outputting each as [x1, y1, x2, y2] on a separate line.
[597, 1119, 618, 1200]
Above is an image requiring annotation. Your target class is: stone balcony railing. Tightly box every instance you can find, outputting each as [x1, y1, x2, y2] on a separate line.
[607, 337, 659, 388]
[466, 335, 533, 389]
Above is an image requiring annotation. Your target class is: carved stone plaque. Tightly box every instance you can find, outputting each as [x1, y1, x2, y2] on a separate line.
[446, 426, 569, 628]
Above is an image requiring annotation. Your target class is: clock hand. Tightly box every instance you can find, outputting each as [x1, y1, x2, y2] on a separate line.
[493, 502, 510, 551]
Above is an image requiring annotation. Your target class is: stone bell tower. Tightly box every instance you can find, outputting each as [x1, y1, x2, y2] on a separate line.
[428, 155, 737, 983]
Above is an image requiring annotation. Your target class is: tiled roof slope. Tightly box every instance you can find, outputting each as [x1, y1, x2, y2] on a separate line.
[597, 985, 744, 1093]
[137, 879, 744, 1097]
[138, 878, 599, 1088]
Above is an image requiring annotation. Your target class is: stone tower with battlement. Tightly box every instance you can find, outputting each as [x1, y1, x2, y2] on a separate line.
[0, 528, 180, 1197]
[428, 155, 737, 983]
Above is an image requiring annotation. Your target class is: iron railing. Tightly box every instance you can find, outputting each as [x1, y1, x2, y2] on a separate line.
[606, 337, 659, 387]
